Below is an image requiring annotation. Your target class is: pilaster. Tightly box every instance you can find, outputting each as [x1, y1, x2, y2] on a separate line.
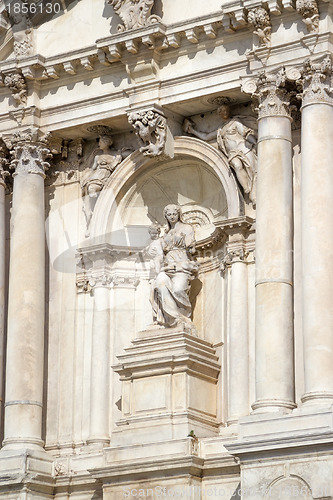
[87, 269, 112, 448]
[221, 218, 254, 426]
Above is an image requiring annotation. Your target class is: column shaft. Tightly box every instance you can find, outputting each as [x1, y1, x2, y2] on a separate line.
[3, 131, 51, 449]
[301, 57, 333, 404]
[4, 173, 45, 448]
[251, 74, 295, 413]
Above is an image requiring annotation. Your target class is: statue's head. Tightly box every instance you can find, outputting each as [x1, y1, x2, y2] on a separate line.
[148, 223, 161, 240]
[217, 104, 231, 120]
[163, 204, 182, 227]
[99, 135, 113, 149]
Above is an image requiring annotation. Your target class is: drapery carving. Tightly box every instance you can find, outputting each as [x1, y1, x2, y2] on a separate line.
[149, 204, 198, 330]
[183, 104, 257, 206]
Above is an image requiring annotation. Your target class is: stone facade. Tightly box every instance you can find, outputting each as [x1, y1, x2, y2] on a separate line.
[0, 0, 332, 498]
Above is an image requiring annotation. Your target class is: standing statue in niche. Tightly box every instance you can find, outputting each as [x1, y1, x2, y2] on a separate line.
[150, 205, 198, 329]
[183, 104, 257, 206]
[81, 126, 122, 234]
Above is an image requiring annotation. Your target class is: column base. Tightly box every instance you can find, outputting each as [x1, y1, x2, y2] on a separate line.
[251, 399, 296, 414]
[86, 437, 110, 450]
[0, 447, 54, 498]
[2, 436, 44, 450]
[301, 391, 333, 405]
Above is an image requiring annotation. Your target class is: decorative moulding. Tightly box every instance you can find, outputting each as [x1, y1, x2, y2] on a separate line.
[0, 0, 302, 87]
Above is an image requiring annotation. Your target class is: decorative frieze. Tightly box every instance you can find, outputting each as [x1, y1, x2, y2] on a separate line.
[247, 7, 271, 47]
[4, 128, 52, 178]
[112, 274, 140, 289]
[107, 0, 161, 32]
[301, 56, 333, 106]
[296, 0, 319, 33]
[89, 273, 112, 289]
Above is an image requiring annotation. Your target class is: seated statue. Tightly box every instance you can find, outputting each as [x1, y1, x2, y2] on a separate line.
[149, 205, 198, 329]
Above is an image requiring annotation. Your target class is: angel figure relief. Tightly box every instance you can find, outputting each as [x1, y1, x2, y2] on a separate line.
[108, 0, 161, 32]
[183, 103, 257, 207]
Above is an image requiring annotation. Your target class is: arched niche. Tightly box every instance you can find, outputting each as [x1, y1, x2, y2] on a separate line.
[89, 136, 242, 243]
[265, 476, 313, 500]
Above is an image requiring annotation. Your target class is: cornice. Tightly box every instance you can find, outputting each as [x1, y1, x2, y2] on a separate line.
[0, 1, 325, 88]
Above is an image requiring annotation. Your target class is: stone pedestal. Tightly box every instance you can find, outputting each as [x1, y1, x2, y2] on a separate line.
[112, 327, 220, 444]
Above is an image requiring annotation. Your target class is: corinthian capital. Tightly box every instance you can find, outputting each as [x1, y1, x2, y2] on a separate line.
[250, 68, 293, 119]
[301, 56, 333, 106]
[4, 128, 52, 178]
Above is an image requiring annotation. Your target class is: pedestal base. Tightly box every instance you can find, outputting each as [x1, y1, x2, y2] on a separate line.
[112, 326, 221, 445]
[0, 448, 54, 498]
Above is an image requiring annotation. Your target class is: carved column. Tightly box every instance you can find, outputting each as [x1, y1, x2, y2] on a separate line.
[3, 129, 51, 449]
[300, 57, 333, 405]
[250, 71, 295, 413]
[87, 271, 111, 447]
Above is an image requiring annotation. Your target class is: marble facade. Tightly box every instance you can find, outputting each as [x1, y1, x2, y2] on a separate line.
[0, 0, 332, 498]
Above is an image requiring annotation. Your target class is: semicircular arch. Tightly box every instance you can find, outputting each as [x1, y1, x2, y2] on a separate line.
[89, 136, 242, 240]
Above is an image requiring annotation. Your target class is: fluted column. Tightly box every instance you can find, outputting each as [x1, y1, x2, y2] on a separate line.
[3, 129, 51, 449]
[224, 244, 249, 425]
[87, 272, 111, 447]
[249, 71, 295, 413]
[300, 56, 333, 405]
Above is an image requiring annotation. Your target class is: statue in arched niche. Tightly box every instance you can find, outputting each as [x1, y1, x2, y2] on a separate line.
[81, 126, 124, 234]
[149, 205, 199, 330]
[183, 103, 257, 206]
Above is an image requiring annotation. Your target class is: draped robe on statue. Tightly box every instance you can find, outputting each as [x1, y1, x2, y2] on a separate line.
[151, 221, 198, 327]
